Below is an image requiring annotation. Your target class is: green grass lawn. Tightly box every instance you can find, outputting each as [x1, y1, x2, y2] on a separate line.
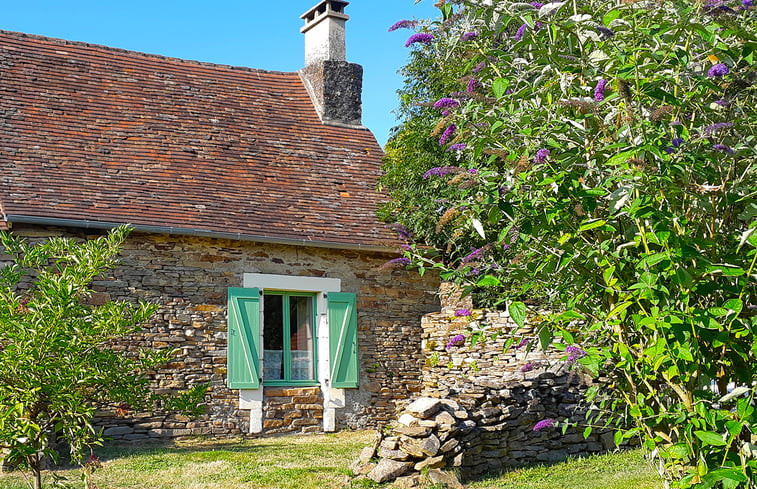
[0, 430, 664, 489]
[468, 447, 662, 489]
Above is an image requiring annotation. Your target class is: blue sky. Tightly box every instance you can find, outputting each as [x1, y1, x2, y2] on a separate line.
[3, 1, 439, 147]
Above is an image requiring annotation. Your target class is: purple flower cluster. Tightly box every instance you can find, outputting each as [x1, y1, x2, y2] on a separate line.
[381, 257, 411, 268]
[461, 247, 483, 263]
[433, 97, 460, 110]
[664, 137, 685, 154]
[514, 24, 528, 41]
[594, 79, 608, 102]
[467, 168, 478, 174]
[461, 32, 479, 41]
[533, 418, 556, 431]
[466, 78, 481, 93]
[713, 99, 730, 106]
[703, 122, 734, 134]
[514, 337, 531, 349]
[405, 33, 434, 47]
[745, 0, 754, 7]
[534, 148, 550, 164]
[388, 19, 418, 32]
[713, 143, 735, 154]
[595, 25, 615, 39]
[704, 0, 737, 14]
[447, 143, 467, 152]
[708, 63, 730, 77]
[530, 1, 544, 7]
[520, 362, 535, 372]
[455, 309, 472, 317]
[446, 334, 466, 350]
[423, 166, 459, 179]
[472, 61, 487, 73]
[392, 223, 412, 240]
[439, 124, 457, 145]
[566, 345, 586, 364]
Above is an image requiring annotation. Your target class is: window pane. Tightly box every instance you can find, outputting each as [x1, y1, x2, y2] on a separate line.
[289, 296, 314, 380]
[263, 295, 283, 380]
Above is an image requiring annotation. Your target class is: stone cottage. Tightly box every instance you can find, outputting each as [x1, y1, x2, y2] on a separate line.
[0, 1, 440, 438]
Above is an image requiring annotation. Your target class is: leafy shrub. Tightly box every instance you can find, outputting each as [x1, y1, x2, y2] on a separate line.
[383, 0, 757, 486]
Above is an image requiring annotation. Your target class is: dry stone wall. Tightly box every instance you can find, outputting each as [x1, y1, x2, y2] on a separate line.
[4, 224, 440, 438]
[354, 308, 613, 484]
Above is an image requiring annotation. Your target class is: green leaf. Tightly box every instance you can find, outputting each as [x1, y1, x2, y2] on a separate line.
[440, 2, 454, 20]
[705, 265, 745, 277]
[476, 275, 502, 287]
[674, 344, 694, 362]
[538, 325, 552, 350]
[578, 219, 607, 232]
[723, 299, 743, 316]
[708, 468, 748, 482]
[636, 252, 669, 269]
[492, 78, 510, 99]
[607, 301, 633, 319]
[583, 426, 593, 438]
[694, 431, 727, 446]
[606, 150, 636, 166]
[614, 430, 624, 447]
[508, 301, 527, 328]
[553, 310, 586, 321]
[603, 9, 620, 25]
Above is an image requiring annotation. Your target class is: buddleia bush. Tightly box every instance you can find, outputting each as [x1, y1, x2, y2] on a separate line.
[382, 0, 757, 486]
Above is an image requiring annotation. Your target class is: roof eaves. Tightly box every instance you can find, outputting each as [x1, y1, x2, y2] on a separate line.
[5, 215, 397, 253]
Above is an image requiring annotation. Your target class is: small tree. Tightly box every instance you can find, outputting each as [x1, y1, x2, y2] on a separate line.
[0, 225, 203, 489]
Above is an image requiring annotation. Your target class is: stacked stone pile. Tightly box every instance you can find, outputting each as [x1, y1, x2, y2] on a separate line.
[351, 397, 467, 487]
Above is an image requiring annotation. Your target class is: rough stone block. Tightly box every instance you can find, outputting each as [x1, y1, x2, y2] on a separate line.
[398, 413, 420, 427]
[421, 434, 441, 457]
[103, 426, 134, 436]
[434, 411, 456, 427]
[367, 459, 413, 483]
[414, 455, 445, 471]
[427, 469, 464, 489]
[358, 446, 376, 464]
[394, 426, 432, 438]
[405, 398, 442, 418]
[377, 448, 410, 461]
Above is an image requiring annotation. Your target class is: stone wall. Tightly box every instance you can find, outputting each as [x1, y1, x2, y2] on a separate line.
[353, 308, 612, 485]
[262, 387, 323, 434]
[3, 225, 440, 437]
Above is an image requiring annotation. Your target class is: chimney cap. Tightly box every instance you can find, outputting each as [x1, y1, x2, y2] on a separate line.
[300, 1, 350, 34]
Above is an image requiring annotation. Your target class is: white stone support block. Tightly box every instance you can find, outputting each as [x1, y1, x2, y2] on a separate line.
[239, 389, 263, 434]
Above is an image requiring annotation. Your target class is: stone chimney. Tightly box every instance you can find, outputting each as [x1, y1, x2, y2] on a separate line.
[299, 0, 363, 127]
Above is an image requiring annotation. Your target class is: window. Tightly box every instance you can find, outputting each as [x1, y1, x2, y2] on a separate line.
[227, 282, 359, 390]
[262, 292, 317, 385]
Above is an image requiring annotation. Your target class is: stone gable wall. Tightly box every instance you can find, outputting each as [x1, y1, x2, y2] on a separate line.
[3, 225, 440, 437]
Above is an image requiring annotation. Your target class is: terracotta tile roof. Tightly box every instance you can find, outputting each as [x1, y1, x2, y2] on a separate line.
[0, 30, 397, 250]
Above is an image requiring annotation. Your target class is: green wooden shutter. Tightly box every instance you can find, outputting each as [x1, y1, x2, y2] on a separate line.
[328, 292, 359, 388]
[227, 287, 261, 389]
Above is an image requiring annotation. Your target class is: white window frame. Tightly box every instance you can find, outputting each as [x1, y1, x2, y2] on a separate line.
[237, 273, 345, 433]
